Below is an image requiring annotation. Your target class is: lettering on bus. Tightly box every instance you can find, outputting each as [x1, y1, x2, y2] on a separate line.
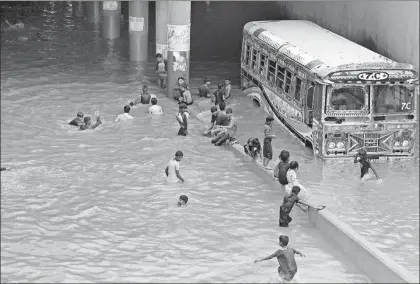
[357, 72, 389, 81]
[401, 102, 412, 110]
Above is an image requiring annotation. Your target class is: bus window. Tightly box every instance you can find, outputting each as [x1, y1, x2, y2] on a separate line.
[307, 85, 314, 109]
[245, 44, 251, 66]
[251, 49, 258, 71]
[285, 70, 292, 94]
[373, 85, 414, 114]
[260, 53, 267, 76]
[267, 60, 276, 83]
[313, 83, 323, 120]
[329, 86, 366, 111]
[294, 77, 302, 102]
[276, 66, 285, 89]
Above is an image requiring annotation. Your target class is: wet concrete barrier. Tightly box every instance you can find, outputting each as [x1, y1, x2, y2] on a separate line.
[188, 101, 418, 284]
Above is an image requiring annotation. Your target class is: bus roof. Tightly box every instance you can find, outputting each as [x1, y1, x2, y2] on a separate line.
[244, 20, 417, 79]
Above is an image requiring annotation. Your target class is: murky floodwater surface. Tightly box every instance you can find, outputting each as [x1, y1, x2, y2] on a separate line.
[1, 2, 418, 282]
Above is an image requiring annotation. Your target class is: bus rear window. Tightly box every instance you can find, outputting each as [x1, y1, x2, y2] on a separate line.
[373, 85, 414, 114]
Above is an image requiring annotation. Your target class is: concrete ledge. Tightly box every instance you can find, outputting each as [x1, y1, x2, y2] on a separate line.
[187, 101, 418, 284]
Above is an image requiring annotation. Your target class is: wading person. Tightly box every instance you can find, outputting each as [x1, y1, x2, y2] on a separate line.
[263, 115, 276, 168]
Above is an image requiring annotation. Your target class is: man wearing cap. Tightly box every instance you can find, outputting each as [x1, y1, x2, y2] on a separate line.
[198, 77, 211, 98]
[69, 111, 85, 126]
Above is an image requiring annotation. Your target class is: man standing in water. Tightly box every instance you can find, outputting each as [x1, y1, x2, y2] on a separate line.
[165, 150, 185, 183]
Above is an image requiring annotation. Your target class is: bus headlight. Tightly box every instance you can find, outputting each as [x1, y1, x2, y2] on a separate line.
[394, 141, 401, 147]
[328, 142, 336, 149]
[402, 140, 410, 147]
[336, 142, 344, 149]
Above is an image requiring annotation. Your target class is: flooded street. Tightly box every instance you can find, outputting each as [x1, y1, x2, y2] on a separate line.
[0, 2, 418, 282]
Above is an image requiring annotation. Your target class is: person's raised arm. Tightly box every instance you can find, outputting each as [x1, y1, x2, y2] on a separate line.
[254, 251, 278, 263]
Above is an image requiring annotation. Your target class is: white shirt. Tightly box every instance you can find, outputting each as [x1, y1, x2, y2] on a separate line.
[149, 105, 163, 114]
[166, 159, 180, 183]
[115, 113, 133, 122]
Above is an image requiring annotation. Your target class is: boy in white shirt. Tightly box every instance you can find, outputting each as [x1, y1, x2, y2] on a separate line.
[165, 150, 185, 183]
[148, 97, 163, 114]
[115, 105, 134, 122]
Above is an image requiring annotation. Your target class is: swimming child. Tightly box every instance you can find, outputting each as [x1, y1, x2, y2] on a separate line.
[254, 235, 305, 283]
[69, 111, 84, 126]
[177, 195, 188, 206]
[115, 105, 134, 122]
[354, 149, 379, 179]
[165, 150, 185, 183]
[148, 97, 163, 114]
[79, 112, 102, 130]
[263, 115, 276, 168]
[156, 53, 168, 88]
[198, 77, 211, 98]
[273, 150, 290, 184]
[176, 103, 188, 136]
[244, 137, 262, 162]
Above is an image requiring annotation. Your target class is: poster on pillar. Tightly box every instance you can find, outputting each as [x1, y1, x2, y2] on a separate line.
[156, 44, 168, 60]
[172, 51, 188, 72]
[129, 17, 144, 32]
[103, 1, 118, 11]
[167, 24, 191, 52]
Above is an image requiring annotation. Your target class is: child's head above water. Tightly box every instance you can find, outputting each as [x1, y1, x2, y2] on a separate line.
[77, 111, 84, 118]
[151, 97, 158, 105]
[279, 234, 289, 247]
[279, 150, 290, 162]
[84, 117, 91, 124]
[178, 195, 188, 206]
[124, 105, 131, 113]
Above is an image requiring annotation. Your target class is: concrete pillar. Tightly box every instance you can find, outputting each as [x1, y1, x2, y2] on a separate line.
[129, 1, 149, 62]
[102, 1, 121, 40]
[167, 1, 191, 99]
[156, 1, 169, 59]
[86, 1, 102, 24]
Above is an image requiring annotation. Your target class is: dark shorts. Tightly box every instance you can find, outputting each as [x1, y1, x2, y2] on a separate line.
[279, 207, 292, 227]
[186, 101, 193, 106]
[278, 267, 297, 282]
[178, 127, 188, 136]
[263, 138, 273, 160]
[361, 165, 369, 178]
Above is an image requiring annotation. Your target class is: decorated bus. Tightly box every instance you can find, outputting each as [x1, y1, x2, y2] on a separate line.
[241, 20, 418, 159]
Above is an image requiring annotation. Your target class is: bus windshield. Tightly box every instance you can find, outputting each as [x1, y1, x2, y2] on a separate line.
[329, 86, 366, 111]
[373, 85, 415, 114]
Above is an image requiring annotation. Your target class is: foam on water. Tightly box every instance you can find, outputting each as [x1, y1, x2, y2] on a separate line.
[0, 2, 418, 282]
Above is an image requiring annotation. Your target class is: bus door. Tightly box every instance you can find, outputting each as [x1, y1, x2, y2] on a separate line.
[304, 83, 314, 127]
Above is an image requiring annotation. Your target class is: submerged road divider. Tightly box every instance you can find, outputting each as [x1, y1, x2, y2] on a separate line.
[184, 98, 417, 284]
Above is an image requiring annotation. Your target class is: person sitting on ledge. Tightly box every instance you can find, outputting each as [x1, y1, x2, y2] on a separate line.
[211, 108, 237, 146]
[244, 137, 262, 162]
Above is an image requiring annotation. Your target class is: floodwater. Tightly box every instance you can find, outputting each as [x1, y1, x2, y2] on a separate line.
[0, 2, 417, 282]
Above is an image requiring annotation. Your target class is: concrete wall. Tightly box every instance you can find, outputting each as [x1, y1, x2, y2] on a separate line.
[277, 1, 419, 69]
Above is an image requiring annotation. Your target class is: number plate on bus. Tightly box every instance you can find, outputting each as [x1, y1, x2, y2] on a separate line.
[357, 72, 389, 81]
